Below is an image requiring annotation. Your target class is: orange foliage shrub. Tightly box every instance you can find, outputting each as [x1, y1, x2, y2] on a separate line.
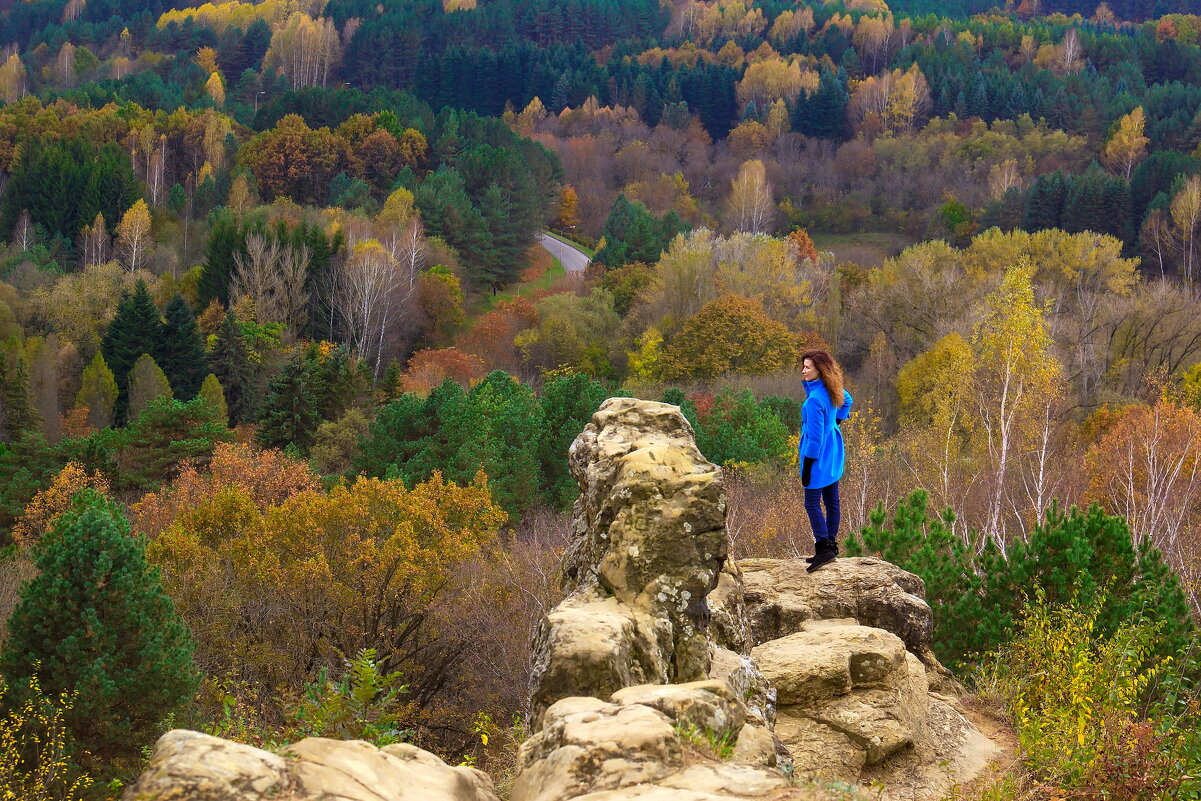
[399, 348, 487, 396]
[131, 441, 319, 535]
[12, 462, 110, 542]
[787, 229, 819, 265]
[457, 297, 536, 373]
[59, 406, 94, 439]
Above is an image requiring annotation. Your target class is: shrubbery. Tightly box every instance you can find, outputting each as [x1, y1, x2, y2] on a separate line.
[846, 490, 1194, 670]
[976, 597, 1200, 799]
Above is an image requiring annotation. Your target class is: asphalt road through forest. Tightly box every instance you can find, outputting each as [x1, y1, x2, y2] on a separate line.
[536, 233, 591, 273]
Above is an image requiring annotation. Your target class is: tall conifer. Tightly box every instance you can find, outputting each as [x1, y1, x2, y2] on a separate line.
[208, 311, 254, 425]
[158, 295, 207, 399]
[0, 490, 198, 760]
[101, 281, 162, 424]
[257, 355, 318, 451]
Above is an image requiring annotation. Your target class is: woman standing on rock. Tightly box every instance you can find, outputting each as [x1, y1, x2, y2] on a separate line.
[799, 350, 852, 572]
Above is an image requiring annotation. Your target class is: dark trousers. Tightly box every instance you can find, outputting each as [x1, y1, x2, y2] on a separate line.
[804, 481, 840, 544]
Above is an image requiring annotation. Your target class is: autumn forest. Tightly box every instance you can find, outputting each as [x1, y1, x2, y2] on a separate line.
[2, 0, 1201, 797]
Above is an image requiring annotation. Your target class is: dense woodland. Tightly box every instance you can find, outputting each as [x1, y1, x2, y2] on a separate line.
[2, 0, 1201, 798]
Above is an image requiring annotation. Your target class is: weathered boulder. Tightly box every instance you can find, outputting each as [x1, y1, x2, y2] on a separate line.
[513, 685, 792, 801]
[531, 399, 735, 721]
[123, 730, 499, 801]
[739, 557, 951, 680]
[752, 620, 931, 781]
[122, 730, 288, 801]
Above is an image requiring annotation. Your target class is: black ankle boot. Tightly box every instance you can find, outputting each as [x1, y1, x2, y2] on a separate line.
[807, 540, 837, 572]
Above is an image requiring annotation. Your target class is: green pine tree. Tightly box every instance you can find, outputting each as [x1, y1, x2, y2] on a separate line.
[75, 353, 119, 430]
[538, 373, 608, 509]
[0, 489, 198, 762]
[0, 341, 42, 443]
[101, 281, 162, 425]
[126, 354, 174, 423]
[158, 295, 208, 399]
[198, 373, 229, 428]
[118, 397, 234, 491]
[208, 311, 254, 425]
[256, 356, 319, 452]
[846, 491, 1194, 670]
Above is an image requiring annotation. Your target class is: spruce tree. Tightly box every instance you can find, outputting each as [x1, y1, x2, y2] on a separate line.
[256, 356, 318, 451]
[0, 342, 42, 443]
[127, 354, 174, 423]
[208, 311, 254, 425]
[198, 373, 229, 428]
[101, 281, 162, 424]
[75, 352, 119, 430]
[158, 295, 207, 399]
[0, 490, 198, 761]
[794, 67, 849, 140]
[197, 209, 241, 306]
[1022, 172, 1067, 232]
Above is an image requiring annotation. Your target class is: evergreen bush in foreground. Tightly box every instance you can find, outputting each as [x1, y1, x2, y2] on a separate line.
[846, 490, 1194, 671]
[0, 489, 198, 764]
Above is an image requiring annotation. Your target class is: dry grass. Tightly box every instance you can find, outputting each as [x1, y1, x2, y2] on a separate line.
[0, 548, 35, 646]
[811, 232, 914, 270]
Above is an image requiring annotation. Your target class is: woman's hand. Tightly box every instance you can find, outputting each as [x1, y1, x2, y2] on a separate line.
[802, 456, 814, 486]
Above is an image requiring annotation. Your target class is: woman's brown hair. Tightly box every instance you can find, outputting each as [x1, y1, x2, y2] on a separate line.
[802, 350, 845, 408]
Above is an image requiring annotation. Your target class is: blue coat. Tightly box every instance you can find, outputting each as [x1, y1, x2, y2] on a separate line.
[799, 380, 853, 489]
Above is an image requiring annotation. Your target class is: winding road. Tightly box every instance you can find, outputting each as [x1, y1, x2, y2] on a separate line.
[537, 233, 591, 273]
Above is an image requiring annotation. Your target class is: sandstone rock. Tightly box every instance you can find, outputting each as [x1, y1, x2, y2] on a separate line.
[529, 592, 648, 720]
[657, 764, 790, 795]
[752, 621, 933, 787]
[707, 646, 775, 727]
[610, 680, 745, 741]
[287, 738, 497, 801]
[531, 399, 737, 722]
[739, 557, 950, 679]
[123, 730, 499, 801]
[570, 789, 741, 800]
[706, 561, 752, 655]
[752, 623, 911, 707]
[773, 716, 864, 781]
[123, 730, 288, 801]
[729, 724, 777, 767]
[513, 697, 684, 801]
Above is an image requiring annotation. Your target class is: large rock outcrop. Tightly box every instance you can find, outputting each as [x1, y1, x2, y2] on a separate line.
[520, 398, 1000, 801]
[529, 399, 731, 722]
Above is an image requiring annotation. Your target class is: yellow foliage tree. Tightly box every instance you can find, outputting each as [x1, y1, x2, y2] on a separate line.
[849, 63, 931, 135]
[12, 463, 110, 543]
[1102, 106, 1148, 180]
[555, 185, 580, 231]
[115, 199, 154, 272]
[205, 71, 225, 105]
[196, 46, 220, 74]
[146, 474, 505, 702]
[0, 53, 27, 104]
[895, 333, 977, 511]
[971, 259, 1064, 541]
[662, 293, 798, 380]
[726, 159, 774, 234]
[227, 173, 253, 214]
